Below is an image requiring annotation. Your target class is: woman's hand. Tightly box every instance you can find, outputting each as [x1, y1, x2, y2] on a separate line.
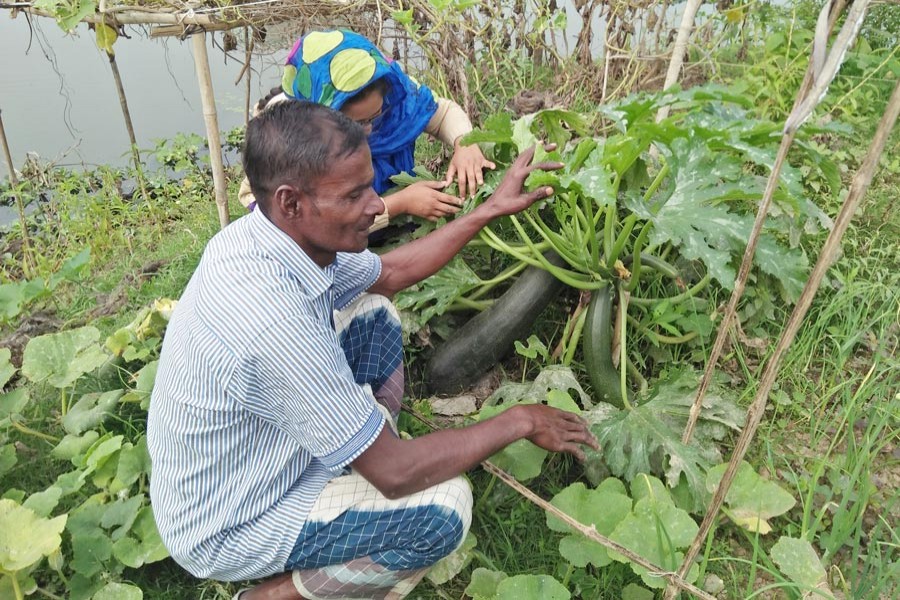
[445, 141, 496, 200]
[386, 181, 464, 222]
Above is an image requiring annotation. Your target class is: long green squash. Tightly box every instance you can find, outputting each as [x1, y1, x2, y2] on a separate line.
[583, 283, 626, 408]
[426, 253, 566, 395]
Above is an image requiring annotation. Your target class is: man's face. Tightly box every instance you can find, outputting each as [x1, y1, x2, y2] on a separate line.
[293, 144, 383, 267]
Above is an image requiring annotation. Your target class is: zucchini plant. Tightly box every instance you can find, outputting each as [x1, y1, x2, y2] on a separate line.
[453, 84, 833, 405]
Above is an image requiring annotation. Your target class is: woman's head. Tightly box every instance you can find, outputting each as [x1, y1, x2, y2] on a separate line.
[339, 78, 388, 134]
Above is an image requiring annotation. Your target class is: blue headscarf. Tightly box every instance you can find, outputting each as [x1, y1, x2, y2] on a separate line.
[283, 30, 438, 194]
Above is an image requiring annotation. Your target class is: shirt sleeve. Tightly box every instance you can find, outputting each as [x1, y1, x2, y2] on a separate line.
[425, 96, 473, 146]
[239, 313, 385, 470]
[332, 251, 382, 310]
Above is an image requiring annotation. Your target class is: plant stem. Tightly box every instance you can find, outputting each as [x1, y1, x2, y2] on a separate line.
[8, 569, 23, 600]
[562, 305, 588, 366]
[11, 418, 60, 443]
[60, 388, 68, 417]
[643, 161, 670, 205]
[630, 272, 711, 306]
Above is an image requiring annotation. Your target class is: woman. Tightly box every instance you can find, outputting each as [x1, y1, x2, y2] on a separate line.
[239, 29, 495, 229]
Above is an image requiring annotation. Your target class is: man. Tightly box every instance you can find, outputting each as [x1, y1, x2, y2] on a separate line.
[147, 100, 597, 600]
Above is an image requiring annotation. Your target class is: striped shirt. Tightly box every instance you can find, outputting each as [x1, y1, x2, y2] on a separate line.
[147, 208, 386, 581]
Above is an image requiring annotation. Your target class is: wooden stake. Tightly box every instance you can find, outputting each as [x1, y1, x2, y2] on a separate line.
[105, 49, 150, 205]
[0, 107, 34, 278]
[191, 32, 230, 229]
[664, 77, 900, 600]
[655, 0, 702, 122]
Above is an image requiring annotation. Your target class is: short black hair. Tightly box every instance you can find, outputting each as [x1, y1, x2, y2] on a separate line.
[242, 101, 367, 215]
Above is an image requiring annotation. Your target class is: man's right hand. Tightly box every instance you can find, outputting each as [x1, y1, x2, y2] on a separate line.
[477, 144, 564, 221]
[513, 404, 599, 462]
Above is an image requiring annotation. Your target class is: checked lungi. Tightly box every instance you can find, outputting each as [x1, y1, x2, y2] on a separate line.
[286, 294, 473, 599]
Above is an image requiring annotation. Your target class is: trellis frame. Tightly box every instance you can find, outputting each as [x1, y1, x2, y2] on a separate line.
[3, 2, 898, 597]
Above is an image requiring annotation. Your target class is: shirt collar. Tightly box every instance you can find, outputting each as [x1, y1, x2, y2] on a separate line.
[247, 208, 334, 298]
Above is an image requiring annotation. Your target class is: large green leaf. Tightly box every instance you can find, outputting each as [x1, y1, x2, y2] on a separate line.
[426, 530, 477, 585]
[0, 388, 29, 426]
[23, 486, 62, 518]
[465, 568, 509, 600]
[0, 444, 16, 478]
[0, 498, 67, 572]
[92, 582, 143, 600]
[22, 326, 109, 389]
[0, 348, 15, 388]
[706, 461, 796, 534]
[609, 477, 700, 588]
[52, 431, 101, 462]
[112, 506, 169, 567]
[771, 536, 830, 596]
[495, 574, 570, 600]
[548, 479, 632, 567]
[62, 390, 124, 435]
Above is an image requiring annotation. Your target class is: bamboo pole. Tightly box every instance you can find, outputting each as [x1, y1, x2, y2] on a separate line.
[655, 0, 702, 122]
[680, 0, 865, 445]
[104, 48, 151, 205]
[0, 107, 34, 277]
[664, 77, 900, 600]
[191, 32, 230, 229]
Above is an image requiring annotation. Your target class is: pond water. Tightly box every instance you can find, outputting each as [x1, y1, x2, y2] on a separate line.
[1, 18, 286, 171]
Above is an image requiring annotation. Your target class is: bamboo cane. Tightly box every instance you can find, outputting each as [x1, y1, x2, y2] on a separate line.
[191, 32, 230, 229]
[105, 48, 151, 205]
[664, 76, 900, 600]
[655, 0, 702, 122]
[681, 0, 866, 446]
[0, 107, 34, 278]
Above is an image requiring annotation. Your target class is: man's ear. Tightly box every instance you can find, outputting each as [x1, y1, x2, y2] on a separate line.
[271, 184, 304, 218]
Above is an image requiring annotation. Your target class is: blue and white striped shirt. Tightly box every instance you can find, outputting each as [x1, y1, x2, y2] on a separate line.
[147, 209, 386, 581]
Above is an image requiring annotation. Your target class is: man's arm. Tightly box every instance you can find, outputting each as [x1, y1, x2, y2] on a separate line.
[352, 404, 597, 499]
[369, 144, 562, 298]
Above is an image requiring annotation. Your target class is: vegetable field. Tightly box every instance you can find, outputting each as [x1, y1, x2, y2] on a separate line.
[1, 1, 898, 599]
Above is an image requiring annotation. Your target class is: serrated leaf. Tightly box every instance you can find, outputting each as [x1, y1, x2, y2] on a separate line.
[485, 366, 592, 409]
[22, 326, 109, 389]
[62, 389, 124, 435]
[465, 568, 509, 600]
[639, 137, 808, 295]
[426, 530, 477, 585]
[706, 461, 796, 534]
[771, 536, 829, 595]
[395, 256, 483, 327]
[0, 499, 67, 572]
[496, 574, 570, 599]
[92, 582, 143, 600]
[586, 373, 742, 512]
[80, 434, 123, 473]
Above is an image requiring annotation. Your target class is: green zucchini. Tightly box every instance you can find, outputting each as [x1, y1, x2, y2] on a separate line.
[426, 252, 566, 395]
[583, 283, 626, 408]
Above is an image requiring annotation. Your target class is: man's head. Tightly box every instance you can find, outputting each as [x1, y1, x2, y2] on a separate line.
[243, 101, 384, 267]
[243, 101, 366, 213]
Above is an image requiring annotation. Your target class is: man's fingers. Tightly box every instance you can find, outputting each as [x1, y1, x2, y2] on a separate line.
[530, 160, 565, 173]
[485, 160, 497, 171]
